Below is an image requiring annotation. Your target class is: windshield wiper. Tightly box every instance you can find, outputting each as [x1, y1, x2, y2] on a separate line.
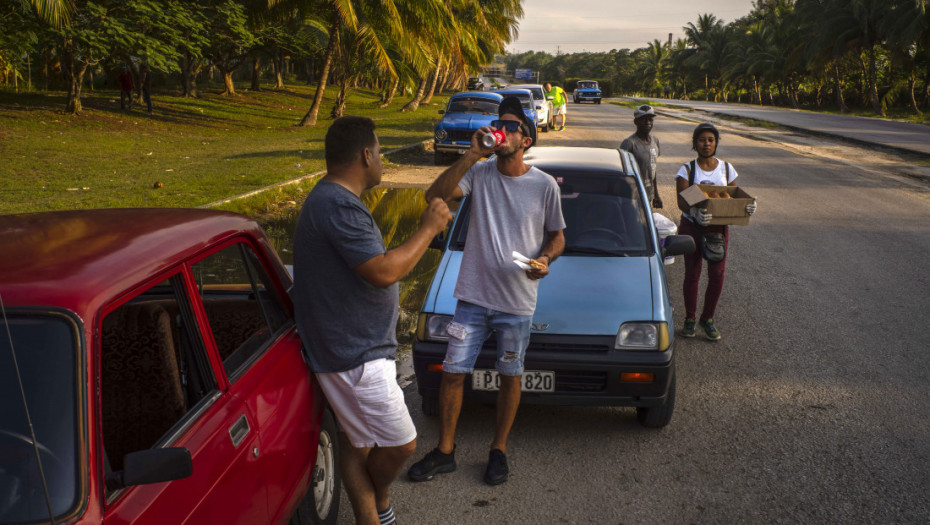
[564, 245, 629, 256]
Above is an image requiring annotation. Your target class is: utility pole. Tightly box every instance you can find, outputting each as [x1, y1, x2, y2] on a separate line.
[668, 33, 672, 48]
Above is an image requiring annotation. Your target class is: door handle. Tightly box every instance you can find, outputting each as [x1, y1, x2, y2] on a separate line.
[228, 414, 250, 447]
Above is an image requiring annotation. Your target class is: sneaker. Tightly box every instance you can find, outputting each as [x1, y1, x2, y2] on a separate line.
[408, 447, 456, 482]
[680, 318, 696, 338]
[559, 125, 565, 131]
[700, 318, 721, 341]
[483, 449, 509, 485]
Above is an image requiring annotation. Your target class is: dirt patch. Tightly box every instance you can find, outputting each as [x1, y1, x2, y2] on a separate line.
[380, 142, 445, 189]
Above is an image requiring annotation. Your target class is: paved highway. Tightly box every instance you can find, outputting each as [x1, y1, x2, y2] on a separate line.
[340, 101, 930, 524]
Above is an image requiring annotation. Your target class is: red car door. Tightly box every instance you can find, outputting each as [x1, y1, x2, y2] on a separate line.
[189, 240, 316, 522]
[99, 272, 270, 525]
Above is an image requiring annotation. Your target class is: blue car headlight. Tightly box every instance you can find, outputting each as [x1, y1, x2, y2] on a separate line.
[615, 322, 669, 351]
[417, 313, 453, 342]
[435, 129, 448, 141]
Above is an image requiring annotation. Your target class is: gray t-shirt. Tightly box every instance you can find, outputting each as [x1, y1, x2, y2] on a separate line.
[293, 180, 398, 373]
[620, 133, 661, 199]
[455, 159, 566, 316]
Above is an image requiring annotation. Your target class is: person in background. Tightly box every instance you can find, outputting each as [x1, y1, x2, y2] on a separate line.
[118, 66, 134, 111]
[293, 116, 452, 525]
[407, 97, 565, 486]
[544, 82, 568, 131]
[675, 123, 757, 341]
[620, 104, 662, 209]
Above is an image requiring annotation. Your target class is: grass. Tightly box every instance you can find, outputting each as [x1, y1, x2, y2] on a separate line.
[0, 82, 445, 214]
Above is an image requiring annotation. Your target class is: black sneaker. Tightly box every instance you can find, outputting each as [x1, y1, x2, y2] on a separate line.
[483, 449, 509, 485]
[408, 447, 456, 482]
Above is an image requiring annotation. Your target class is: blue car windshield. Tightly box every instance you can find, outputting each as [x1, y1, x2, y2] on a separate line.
[0, 312, 82, 523]
[448, 98, 499, 114]
[450, 174, 651, 256]
[578, 82, 597, 89]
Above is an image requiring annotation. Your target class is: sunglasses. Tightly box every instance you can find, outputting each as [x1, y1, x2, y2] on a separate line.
[490, 120, 525, 134]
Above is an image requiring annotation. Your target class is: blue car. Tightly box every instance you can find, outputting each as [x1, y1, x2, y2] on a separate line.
[412, 147, 695, 427]
[573, 80, 602, 104]
[434, 91, 503, 164]
[491, 88, 539, 131]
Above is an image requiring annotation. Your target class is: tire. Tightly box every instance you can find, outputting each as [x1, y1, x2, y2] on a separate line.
[540, 119, 549, 132]
[291, 409, 341, 525]
[422, 394, 439, 417]
[636, 371, 675, 428]
[596, 99, 601, 104]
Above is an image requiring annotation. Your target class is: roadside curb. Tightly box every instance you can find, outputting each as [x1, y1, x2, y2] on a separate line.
[200, 139, 433, 209]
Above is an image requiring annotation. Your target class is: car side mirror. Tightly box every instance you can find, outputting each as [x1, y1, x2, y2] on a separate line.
[438, 109, 444, 115]
[429, 230, 447, 251]
[661, 235, 696, 258]
[106, 447, 193, 491]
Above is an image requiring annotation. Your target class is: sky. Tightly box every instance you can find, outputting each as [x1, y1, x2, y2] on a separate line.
[507, 0, 757, 55]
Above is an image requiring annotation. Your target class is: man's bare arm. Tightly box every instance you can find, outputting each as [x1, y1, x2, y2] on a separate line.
[526, 230, 566, 281]
[425, 126, 497, 202]
[354, 198, 452, 288]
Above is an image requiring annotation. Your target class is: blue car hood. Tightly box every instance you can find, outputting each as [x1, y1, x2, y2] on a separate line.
[439, 113, 497, 130]
[429, 252, 655, 335]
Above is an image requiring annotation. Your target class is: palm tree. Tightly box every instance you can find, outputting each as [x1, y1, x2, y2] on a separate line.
[30, 0, 73, 27]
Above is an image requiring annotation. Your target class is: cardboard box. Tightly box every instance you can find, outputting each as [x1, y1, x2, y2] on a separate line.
[679, 184, 754, 226]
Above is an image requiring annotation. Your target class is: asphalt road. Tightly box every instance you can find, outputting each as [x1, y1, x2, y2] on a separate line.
[339, 101, 930, 524]
[629, 97, 930, 157]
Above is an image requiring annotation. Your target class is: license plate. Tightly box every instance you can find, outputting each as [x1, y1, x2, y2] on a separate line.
[471, 369, 555, 392]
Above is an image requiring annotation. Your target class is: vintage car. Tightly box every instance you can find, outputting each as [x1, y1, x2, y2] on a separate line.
[573, 80, 602, 104]
[508, 83, 555, 132]
[434, 91, 503, 164]
[466, 77, 487, 91]
[412, 147, 695, 427]
[491, 88, 539, 130]
[0, 208, 340, 525]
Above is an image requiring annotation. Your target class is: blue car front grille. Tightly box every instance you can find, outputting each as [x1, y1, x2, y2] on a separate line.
[449, 130, 473, 142]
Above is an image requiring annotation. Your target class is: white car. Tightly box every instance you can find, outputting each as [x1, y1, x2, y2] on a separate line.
[508, 83, 555, 132]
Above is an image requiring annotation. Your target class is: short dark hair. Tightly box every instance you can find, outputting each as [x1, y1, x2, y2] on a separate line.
[325, 116, 377, 167]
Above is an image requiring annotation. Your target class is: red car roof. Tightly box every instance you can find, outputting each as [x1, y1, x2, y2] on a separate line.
[0, 208, 268, 316]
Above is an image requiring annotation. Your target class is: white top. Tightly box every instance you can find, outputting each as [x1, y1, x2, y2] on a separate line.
[455, 159, 566, 316]
[676, 158, 739, 222]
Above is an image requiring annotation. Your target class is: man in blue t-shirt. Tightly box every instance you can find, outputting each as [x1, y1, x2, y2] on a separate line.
[293, 116, 452, 525]
[408, 97, 566, 486]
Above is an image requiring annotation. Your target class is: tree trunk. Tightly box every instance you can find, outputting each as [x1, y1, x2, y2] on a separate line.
[298, 15, 339, 127]
[272, 53, 285, 89]
[379, 77, 399, 108]
[220, 66, 236, 95]
[62, 41, 86, 115]
[251, 56, 261, 91]
[180, 54, 201, 97]
[907, 75, 922, 115]
[833, 63, 847, 113]
[866, 46, 883, 115]
[331, 77, 349, 118]
[422, 57, 442, 105]
[401, 76, 428, 112]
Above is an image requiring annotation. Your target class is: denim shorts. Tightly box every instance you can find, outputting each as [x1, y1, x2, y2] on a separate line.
[442, 301, 532, 376]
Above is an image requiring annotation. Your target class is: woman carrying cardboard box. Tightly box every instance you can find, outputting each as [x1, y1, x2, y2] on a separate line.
[675, 123, 757, 341]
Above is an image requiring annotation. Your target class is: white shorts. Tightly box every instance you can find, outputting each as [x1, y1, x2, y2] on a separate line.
[553, 104, 567, 116]
[315, 358, 416, 448]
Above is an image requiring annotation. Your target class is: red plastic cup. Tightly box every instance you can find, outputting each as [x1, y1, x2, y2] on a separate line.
[480, 129, 506, 148]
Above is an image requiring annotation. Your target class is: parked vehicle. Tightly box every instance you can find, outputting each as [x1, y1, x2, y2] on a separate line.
[413, 147, 695, 427]
[491, 88, 539, 144]
[573, 80, 602, 104]
[0, 208, 340, 525]
[508, 83, 555, 132]
[434, 91, 503, 164]
[467, 77, 487, 91]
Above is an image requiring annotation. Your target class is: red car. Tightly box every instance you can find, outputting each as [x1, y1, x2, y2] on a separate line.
[0, 209, 340, 525]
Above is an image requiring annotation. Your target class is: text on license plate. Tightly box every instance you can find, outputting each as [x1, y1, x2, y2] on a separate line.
[471, 369, 554, 392]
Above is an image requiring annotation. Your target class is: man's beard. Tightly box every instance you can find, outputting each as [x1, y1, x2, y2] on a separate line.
[496, 144, 520, 159]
